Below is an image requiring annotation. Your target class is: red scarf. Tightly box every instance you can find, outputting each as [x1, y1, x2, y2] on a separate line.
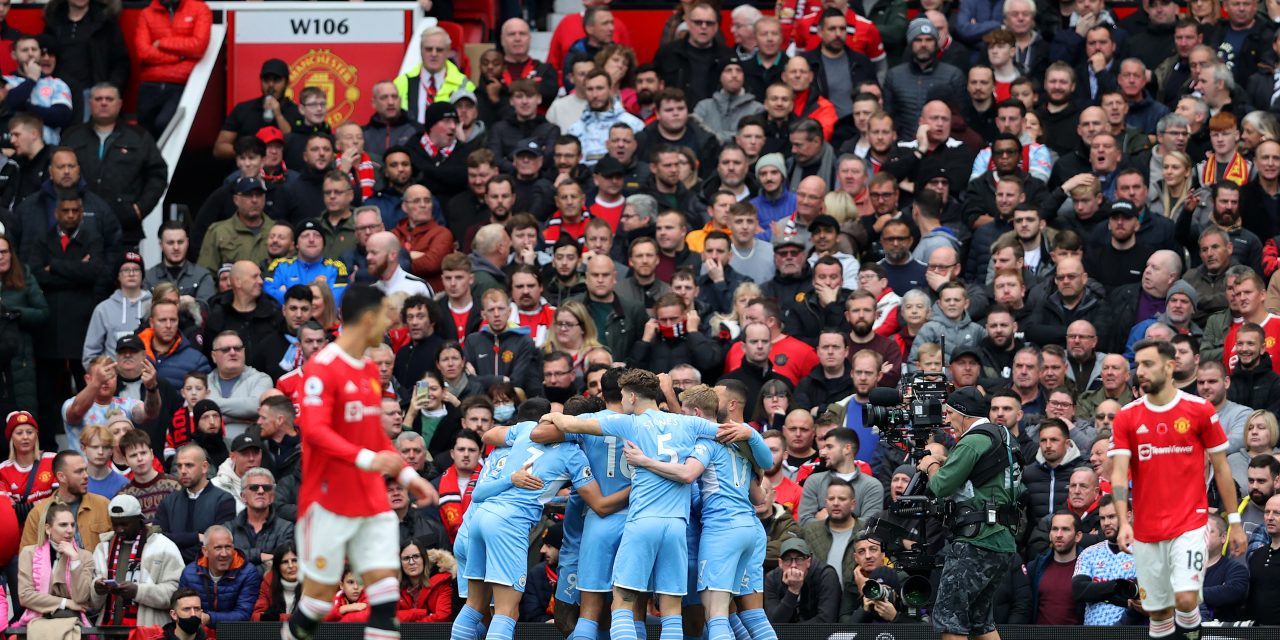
[353, 152, 376, 199]
[438, 464, 481, 541]
[502, 58, 540, 85]
[419, 133, 456, 161]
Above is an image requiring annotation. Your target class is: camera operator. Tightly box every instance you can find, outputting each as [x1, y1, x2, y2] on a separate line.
[914, 386, 1024, 640]
[840, 531, 904, 623]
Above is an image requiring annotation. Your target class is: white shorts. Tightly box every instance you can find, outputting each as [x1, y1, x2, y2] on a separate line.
[1132, 524, 1208, 612]
[296, 503, 399, 584]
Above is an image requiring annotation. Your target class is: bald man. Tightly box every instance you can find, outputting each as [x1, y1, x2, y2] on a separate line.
[1026, 256, 1112, 347]
[1105, 249, 1183, 352]
[498, 18, 558, 106]
[1047, 106, 1108, 192]
[202, 260, 283, 363]
[368, 231, 433, 297]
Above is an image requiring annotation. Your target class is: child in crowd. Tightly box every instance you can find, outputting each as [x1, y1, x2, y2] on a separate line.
[167, 372, 210, 464]
[326, 568, 370, 623]
[117, 429, 181, 523]
[80, 425, 128, 499]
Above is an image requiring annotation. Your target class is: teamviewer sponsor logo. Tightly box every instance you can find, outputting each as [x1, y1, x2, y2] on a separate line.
[1137, 443, 1194, 461]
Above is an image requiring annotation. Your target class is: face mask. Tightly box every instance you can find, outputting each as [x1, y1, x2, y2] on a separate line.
[493, 403, 515, 423]
[177, 615, 202, 634]
[545, 385, 575, 404]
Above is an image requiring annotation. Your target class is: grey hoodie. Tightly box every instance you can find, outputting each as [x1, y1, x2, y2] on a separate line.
[907, 302, 986, 368]
[693, 90, 765, 144]
[82, 289, 152, 367]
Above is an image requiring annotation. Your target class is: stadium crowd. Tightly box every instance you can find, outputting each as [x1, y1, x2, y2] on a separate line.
[4, 0, 1280, 636]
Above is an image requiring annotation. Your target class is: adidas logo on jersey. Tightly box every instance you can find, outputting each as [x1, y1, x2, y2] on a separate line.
[1136, 425, 1149, 434]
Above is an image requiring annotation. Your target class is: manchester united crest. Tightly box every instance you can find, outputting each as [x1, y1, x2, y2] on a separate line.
[288, 49, 361, 128]
[1174, 417, 1190, 434]
[502, 350, 514, 363]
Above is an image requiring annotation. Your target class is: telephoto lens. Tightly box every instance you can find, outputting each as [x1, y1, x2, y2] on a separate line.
[861, 580, 895, 602]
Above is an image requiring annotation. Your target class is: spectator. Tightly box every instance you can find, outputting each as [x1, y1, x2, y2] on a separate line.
[41, 0, 129, 122]
[432, 430, 481, 542]
[628, 292, 718, 374]
[1023, 419, 1088, 525]
[463, 288, 542, 396]
[251, 541, 299, 621]
[799, 478, 862, 586]
[91, 494, 184, 626]
[652, 3, 733, 107]
[8, 114, 52, 203]
[798, 428, 883, 525]
[1247, 493, 1280, 625]
[1030, 511, 1085, 625]
[155, 444, 237, 563]
[224, 466, 292, 573]
[198, 179, 274, 271]
[487, 79, 559, 175]
[0, 233, 48, 414]
[390, 185, 454, 293]
[281, 87, 332, 172]
[399, 541, 455, 622]
[795, 328, 854, 413]
[386, 471, 449, 547]
[145, 222, 216, 305]
[1070, 495, 1137, 626]
[394, 26, 475, 125]
[215, 59, 298, 159]
[134, 0, 211, 139]
[19, 449, 109, 554]
[765, 537, 840, 623]
[82, 251, 150, 365]
[208, 432, 260, 512]
[3, 35, 73, 146]
[569, 254, 647, 360]
[363, 82, 422, 160]
[1228, 323, 1280, 415]
[179, 524, 261, 626]
[13, 503, 94, 630]
[467, 223, 511, 299]
[801, 10, 877, 122]
[845, 290, 903, 388]
[277, 134, 336, 226]
[204, 331, 271, 441]
[81, 424, 127, 499]
[567, 69, 643, 165]
[1025, 257, 1110, 348]
[263, 219, 348, 307]
[117, 429, 180, 524]
[61, 353, 159, 453]
[61, 83, 167, 247]
[883, 18, 965, 139]
[1201, 512, 1249, 622]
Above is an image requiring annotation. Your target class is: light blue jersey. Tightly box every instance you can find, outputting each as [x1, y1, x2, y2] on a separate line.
[570, 409, 636, 593]
[465, 431, 597, 591]
[568, 409, 634, 498]
[691, 439, 758, 526]
[691, 439, 767, 595]
[455, 443, 514, 599]
[600, 409, 773, 595]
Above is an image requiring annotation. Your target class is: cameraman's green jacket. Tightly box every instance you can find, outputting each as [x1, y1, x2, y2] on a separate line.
[927, 423, 1021, 554]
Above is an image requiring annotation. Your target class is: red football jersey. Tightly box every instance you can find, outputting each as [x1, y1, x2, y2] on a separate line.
[792, 8, 887, 63]
[516, 304, 557, 348]
[0, 453, 57, 506]
[276, 367, 305, 416]
[1223, 314, 1280, 374]
[1109, 391, 1228, 542]
[298, 343, 407, 519]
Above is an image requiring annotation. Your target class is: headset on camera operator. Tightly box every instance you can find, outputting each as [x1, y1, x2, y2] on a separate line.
[914, 386, 1025, 640]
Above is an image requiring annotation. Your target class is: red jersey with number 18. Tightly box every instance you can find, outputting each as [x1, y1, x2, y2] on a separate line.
[1109, 391, 1228, 543]
[298, 343, 406, 519]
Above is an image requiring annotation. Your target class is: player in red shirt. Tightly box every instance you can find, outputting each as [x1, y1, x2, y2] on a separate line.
[1110, 339, 1246, 640]
[285, 285, 439, 640]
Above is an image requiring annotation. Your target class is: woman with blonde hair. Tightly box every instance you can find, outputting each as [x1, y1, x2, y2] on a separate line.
[1151, 150, 1206, 223]
[708, 281, 762, 342]
[309, 280, 340, 331]
[0, 411, 56, 528]
[545, 300, 603, 373]
[594, 43, 638, 113]
[1228, 409, 1280, 483]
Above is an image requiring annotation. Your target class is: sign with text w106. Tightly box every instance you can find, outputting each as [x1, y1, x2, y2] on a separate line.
[235, 9, 405, 44]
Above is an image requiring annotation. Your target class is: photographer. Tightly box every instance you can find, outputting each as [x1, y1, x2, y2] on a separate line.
[840, 531, 904, 623]
[914, 386, 1023, 640]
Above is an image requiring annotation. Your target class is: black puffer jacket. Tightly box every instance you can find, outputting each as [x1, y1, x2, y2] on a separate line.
[1020, 444, 1088, 524]
[1228, 354, 1280, 416]
[628, 331, 722, 379]
[1025, 288, 1111, 348]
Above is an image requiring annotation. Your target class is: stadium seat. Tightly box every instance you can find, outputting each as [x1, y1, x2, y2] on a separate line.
[452, 0, 497, 37]
[437, 20, 473, 75]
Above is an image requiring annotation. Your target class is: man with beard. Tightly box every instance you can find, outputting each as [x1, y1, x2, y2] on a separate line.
[215, 59, 300, 159]
[629, 292, 718, 375]
[277, 134, 336, 227]
[636, 89, 721, 182]
[1181, 181, 1264, 274]
[367, 231, 432, 298]
[1036, 63, 1085, 156]
[509, 265, 555, 348]
[1227, 323, 1280, 414]
[845, 290, 901, 388]
[1029, 510, 1085, 625]
[757, 83, 798, 157]
[1237, 455, 1279, 537]
[965, 179, 1026, 285]
[801, 9, 877, 122]
[883, 18, 964, 140]
[987, 388, 1034, 461]
[750, 153, 796, 240]
[876, 219, 927, 296]
[364, 147, 416, 228]
[91, 495, 186, 626]
[567, 70, 644, 165]
[641, 145, 696, 217]
[694, 144, 757, 217]
[543, 237, 587, 307]
[1083, 201, 1156, 292]
[570, 254, 648, 361]
[1069, 495, 1138, 625]
[787, 119, 837, 191]
[1197, 361, 1252, 454]
[799, 416, 885, 522]
[975, 304, 1021, 383]
[340, 207, 411, 286]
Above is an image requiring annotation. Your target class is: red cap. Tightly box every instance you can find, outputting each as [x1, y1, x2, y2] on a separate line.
[256, 126, 285, 145]
[5, 411, 36, 441]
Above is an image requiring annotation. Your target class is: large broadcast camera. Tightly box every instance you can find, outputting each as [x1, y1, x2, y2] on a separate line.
[858, 369, 953, 612]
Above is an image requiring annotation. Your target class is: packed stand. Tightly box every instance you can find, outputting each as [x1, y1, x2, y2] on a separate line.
[2, 0, 1280, 636]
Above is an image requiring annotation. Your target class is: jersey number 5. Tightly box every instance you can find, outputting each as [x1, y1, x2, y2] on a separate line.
[656, 434, 677, 463]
